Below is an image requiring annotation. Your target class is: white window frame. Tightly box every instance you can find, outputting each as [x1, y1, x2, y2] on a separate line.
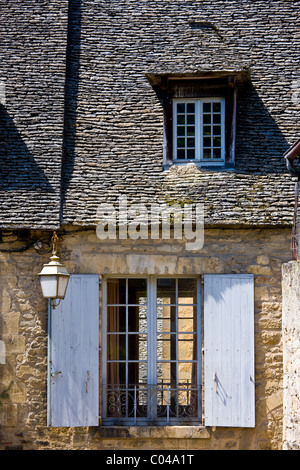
[173, 97, 225, 165]
[101, 275, 202, 426]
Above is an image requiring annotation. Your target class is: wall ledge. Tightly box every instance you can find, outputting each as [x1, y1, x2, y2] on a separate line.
[94, 426, 211, 439]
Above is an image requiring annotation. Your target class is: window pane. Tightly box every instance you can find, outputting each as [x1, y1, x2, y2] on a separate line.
[187, 138, 195, 148]
[107, 362, 126, 387]
[157, 278, 176, 302]
[213, 125, 221, 135]
[213, 102, 221, 112]
[178, 362, 195, 385]
[107, 278, 126, 304]
[213, 148, 221, 159]
[203, 114, 211, 124]
[157, 362, 172, 385]
[107, 334, 126, 360]
[213, 137, 221, 147]
[203, 126, 211, 136]
[213, 113, 221, 124]
[186, 126, 195, 136]
[203, 137, 211, 148]
[128, 278, 147, 304]
[186, 103, 195, 113]
[203, 148, 211, 159]
[203, 102, 211, 112]
[177, 149, 185, 159]
[157, 334, 176, 361]
[178, 310, 196, 333]
[187, 114, 195, 124]
[128, 306, 147, 332]
[157, 314, 171, 333]
[177, 115, 185, 125]
[128, 334, 147, 360]
[107, 306, 126, 332]
[178, 278, 197, 303]
[177, 126, 185, 136]
[177, 103, 185, 113]
[187, 149, 195, 159]
[178, 334, 196, 361]
[177, 138, 185, 148]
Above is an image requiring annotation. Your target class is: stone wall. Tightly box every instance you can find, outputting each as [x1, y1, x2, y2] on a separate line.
[282, 261, 300, 450]
[0, 226, 291, 450]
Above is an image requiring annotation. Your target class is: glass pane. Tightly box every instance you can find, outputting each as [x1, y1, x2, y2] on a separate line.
[177, 138, 185, 148]
[157, 362, 172, 385]
[187, 138, 195, 148]
[106, 362, 126, 387]
[186, 126, 195, 136]
[107, 334, 126, 360]
[177, 126, 185, 136]
[213, 137, 221, 147]
[128, 334, 147, 360]
[186, 103, 195, 113]
[107, 278, 126, 304]
[187, 114, 195, 124]
[178, 334, 196, 361]
[213, 113, 221, 124]
[177, 149, 185, 159]
[203, 126, 211, 136]
[213, 102, 221, 112]
[128, 306, 147, 332]
[177, 115, 185, 125]
[158, 333, 177, 361]
[157, 278, 176, 302]
[177, 103, 185, 113]
[203, 148, 211, 159]
[213, 125, 221, 135]
[203, 137, 211, 148]
[213, 148, 221, 159]
[178, 362, 194, 384]
[128, 362, 143, 386]
[203, 114, 211, 124]
[187, 149, 195, 159]
[203, 102, 211, 112]
[178, 278, 197, 302]
[157, 310, 171, 333]
[178, 311, 196, 333]
[128, 278, 147, 304]
[107, 306, 126, 332]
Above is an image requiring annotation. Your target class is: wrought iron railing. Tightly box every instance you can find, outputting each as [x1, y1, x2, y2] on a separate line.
[103, 382, 201, 425]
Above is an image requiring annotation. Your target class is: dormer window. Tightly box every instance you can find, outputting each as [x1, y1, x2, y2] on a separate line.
[146, 71, 249, 169]
[173, 98, 225, 164]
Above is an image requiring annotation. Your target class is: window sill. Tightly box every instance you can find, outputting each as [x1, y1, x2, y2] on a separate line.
[95, 425, 211, 439]
[163, 162, 235, 171]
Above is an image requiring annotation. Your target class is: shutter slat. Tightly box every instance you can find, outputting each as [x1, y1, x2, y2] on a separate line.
[204, 274, 255, 427]
[48, 274, 99, 427]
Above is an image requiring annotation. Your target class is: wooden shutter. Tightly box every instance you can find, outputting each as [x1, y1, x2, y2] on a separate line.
[48, 274, 99, 427]
[203, 274, 255, 427]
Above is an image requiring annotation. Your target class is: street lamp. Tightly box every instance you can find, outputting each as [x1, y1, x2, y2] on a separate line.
[38, 231, 70, 309]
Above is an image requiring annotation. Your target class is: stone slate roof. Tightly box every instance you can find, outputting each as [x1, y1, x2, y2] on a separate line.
[0, 0, 69, 229]
[1, 0, 299, 229]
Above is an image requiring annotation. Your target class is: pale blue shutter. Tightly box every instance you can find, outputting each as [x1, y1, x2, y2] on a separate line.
[48, 274, 99, 427]
[204, 274, 255, 427]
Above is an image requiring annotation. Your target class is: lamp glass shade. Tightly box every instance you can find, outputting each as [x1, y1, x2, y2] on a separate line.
[38, 255, 70, 300]
[57, 274, 70, 299]
[40, 275, 58, 299]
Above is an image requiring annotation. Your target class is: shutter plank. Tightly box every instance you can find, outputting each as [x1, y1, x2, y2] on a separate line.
[204, 274, 255, 427]
[48, 274, 99, 427]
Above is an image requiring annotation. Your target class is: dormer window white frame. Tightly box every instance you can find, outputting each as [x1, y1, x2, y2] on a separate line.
[173, 98, 225, 165]
[146, 71, 250, 170]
